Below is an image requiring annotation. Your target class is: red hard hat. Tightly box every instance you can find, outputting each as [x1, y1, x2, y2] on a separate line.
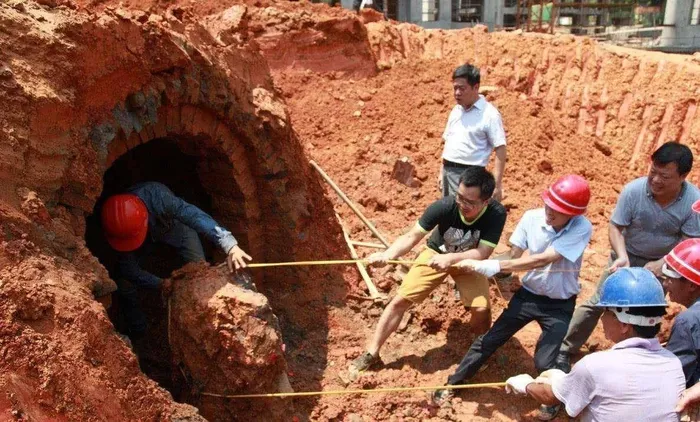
[664, 238, 700, 285]
[541, 174, 590, 216]
[101, 194, 148, 252]
[693, 199, 700, 214]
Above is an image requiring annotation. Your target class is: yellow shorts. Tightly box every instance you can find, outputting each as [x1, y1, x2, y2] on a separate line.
[397, 249, 490, 308]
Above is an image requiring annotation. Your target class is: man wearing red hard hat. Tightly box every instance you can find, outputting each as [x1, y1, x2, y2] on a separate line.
[663, 237, 700, 388]
[433, 174, 593, 421]
[667, 202, 700, 420]
[101, 181, 252, 336]
[558, 142, 700, 372]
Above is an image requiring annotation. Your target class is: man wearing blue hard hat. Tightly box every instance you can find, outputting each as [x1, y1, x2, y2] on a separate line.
[504, 268, 685, 421]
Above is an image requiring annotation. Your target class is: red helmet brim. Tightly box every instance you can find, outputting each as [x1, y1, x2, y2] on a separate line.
[541, 190, 581, 216]
[693, 200, 700, 214]
[105, 224, 147, 252]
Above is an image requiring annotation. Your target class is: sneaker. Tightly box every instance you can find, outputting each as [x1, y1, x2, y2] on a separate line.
[430, 387, 454, 406]
[555, 352, 571, 373]
[349, 351, 380, 373]
[537, 404, 561, 421]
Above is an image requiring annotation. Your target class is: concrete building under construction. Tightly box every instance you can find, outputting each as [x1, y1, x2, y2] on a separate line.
[338, 0, 700, 52]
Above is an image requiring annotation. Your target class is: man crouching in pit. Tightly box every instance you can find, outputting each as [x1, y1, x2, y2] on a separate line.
[347, 166, 507, 376]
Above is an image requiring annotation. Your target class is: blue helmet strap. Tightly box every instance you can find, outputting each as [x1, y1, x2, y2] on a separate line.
[608, 307, 663, 327]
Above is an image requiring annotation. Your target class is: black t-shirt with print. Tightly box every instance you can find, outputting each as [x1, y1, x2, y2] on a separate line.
[418, 196, 507, 254]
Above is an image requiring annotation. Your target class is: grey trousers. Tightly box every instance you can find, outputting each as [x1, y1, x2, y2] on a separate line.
[443, 164, 479, 197]
[559, 252, 651, 354]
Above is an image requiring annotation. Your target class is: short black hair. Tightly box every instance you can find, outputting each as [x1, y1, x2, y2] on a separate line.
[458, 166, 495, 200]
[652, 142, 693, 175]
[452, 64, 480, 86]
[625, 306, 667, 338]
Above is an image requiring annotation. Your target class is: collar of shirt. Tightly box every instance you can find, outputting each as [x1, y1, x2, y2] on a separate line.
[458, 95, 486, 113]
[612, 337, 662, 351]
[644, 179, 687, 203]
[541, 215, 576, 237]
[690, 297, 700, 309]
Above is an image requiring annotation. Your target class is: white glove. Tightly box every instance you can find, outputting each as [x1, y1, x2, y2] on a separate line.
[472, 260, 501, 278]
[534, 369, 566, 386]
[366, 252, 389, 267]
[505, 374, 534, 395]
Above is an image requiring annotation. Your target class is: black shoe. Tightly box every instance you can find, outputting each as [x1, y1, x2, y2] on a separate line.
[537, 404, 561, 421]
[349, 351, 380, 373]
[555, 351, 571, 373]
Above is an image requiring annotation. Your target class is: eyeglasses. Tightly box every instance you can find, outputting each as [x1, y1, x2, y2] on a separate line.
[455, 194, 484, 209]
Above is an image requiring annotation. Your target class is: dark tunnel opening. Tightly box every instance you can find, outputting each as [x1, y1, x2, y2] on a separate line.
[84, 136, 250, 400]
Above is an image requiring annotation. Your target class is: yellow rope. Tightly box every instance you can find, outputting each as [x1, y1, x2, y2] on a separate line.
[223, 259, 595, 273]
[199, 381, 507, 399]
[246, 259, 415, 268]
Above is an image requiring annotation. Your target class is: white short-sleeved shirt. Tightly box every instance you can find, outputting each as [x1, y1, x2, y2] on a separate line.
[441, 95, 506, 167]
[509, 208, 592, 299]
[552, 337, 685, 422]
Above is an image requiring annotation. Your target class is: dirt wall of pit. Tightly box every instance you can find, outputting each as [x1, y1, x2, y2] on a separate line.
[0, 1, 345, 420]
[274, 19, 700, 251]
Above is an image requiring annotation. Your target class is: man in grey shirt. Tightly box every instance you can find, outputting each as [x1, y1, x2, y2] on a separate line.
[557, 142, 700, 371]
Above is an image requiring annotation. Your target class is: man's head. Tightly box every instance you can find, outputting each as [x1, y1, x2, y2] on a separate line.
[101, 194, 149, 252]
[456, 166, 495, 220]
[649, 141, 693, 198]
[452, 64, 480, 108]
[601, 306, 666, 343]
[595, 268, 667, 343]
[541, 174, 590, 229]
[662, 239, 700, 307]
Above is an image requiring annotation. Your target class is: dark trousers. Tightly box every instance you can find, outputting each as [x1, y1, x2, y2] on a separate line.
[118, 221, 206, 335]
[447, 288, 576, 385]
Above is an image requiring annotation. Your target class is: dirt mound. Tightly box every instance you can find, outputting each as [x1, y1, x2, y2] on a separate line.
[0, 1, 343, 420]
[169, 263, 292, 421]
[0, 254, 203, 421]
[70, 0, 377, 77]
[3, 0, 700, 421]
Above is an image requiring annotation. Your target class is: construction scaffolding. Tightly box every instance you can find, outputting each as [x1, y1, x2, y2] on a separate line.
[508, 1, 642, 36]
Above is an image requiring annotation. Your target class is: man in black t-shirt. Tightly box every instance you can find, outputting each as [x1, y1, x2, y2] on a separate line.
[348, 166, 507, 375]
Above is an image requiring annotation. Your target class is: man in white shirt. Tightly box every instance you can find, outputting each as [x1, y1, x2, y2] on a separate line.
[431, 174, 592, 421]
[505, 268, 685, 422]
[440, 64, 507, 201]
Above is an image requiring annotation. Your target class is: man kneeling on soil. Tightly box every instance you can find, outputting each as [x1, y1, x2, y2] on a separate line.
[433, 174, 592, 421]
[348, 166, 507, 375]
[504, 268, 685, 422]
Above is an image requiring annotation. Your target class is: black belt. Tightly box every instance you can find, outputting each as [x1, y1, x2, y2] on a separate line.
[517, 287, 576, 304]
[442, 159, 476, 170]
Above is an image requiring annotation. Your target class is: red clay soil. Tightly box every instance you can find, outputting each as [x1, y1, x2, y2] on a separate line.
[2, 1, 700, 421]
[168, 263, 292, 421]
[267, 8, 700, 422]
[0, 1, 343, 421]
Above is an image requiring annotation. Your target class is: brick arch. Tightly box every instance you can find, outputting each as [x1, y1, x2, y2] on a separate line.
[100, 103, 265, 267]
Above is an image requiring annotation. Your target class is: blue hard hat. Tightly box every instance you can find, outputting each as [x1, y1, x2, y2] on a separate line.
[596, 267, 667, 307]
